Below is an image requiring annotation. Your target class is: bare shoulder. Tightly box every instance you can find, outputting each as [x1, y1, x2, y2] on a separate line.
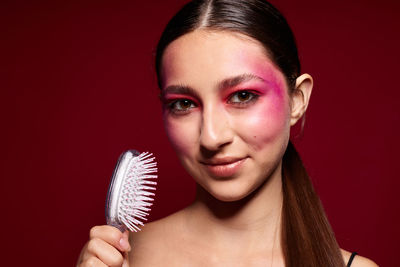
[127, 210, 187, 266]
[341, 249, 379, 267]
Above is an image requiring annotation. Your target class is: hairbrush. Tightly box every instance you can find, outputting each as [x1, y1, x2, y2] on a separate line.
[105, 150, 157, 232]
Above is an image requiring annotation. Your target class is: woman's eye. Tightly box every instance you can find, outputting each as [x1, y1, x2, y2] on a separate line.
[169, 99, 196, 112]
[228, 91, 259, 105]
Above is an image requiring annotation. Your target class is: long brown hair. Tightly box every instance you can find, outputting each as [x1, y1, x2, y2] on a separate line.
[155, 0, 344, 266]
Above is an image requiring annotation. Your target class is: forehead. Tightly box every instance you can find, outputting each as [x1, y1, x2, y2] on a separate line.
[160, 30, 286, 91]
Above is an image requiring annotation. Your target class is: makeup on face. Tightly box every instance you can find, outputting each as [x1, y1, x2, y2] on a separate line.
[161, 73, 283, 114]
[160, 30, 291, 201]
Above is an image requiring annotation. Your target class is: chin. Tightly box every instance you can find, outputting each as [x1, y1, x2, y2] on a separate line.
[204, 179, 258, 202]
[212, 194, 248, 202]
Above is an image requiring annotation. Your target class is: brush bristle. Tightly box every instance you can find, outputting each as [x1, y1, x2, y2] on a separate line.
[118, 152, 157, 232]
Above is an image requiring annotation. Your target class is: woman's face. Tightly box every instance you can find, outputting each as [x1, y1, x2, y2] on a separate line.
[160, 30, 292, 202]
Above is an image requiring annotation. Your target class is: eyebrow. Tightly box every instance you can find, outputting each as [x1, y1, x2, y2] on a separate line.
[161, 73, 265, 99]
[219, 73, 265, 90]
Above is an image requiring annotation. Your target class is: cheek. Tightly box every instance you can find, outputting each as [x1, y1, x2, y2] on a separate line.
[163, 115, 199, 157]
[237, 92, 290, 150]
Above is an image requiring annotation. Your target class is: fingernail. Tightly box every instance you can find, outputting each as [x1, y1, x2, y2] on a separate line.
[122, 259, 129, 267]
[119, 237, 129, 250]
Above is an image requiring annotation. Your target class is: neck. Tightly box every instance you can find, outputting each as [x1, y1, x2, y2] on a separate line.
[185, 161, 284, 256]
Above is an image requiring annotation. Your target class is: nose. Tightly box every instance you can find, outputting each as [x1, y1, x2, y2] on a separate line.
[199, 104, 233, 151]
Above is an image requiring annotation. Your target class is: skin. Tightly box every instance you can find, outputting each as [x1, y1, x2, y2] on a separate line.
[77, 30, 378, 267]
[160, 31, 291, 204]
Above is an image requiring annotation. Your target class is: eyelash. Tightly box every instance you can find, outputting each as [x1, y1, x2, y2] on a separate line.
[166, 90, 260, 115]
[227, 90, 260, 107]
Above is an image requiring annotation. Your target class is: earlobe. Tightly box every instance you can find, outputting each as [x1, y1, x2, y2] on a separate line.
[290, 74, 313, 126]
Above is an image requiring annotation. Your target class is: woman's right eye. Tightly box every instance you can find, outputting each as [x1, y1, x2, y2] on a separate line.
[168, 99, 196, 113]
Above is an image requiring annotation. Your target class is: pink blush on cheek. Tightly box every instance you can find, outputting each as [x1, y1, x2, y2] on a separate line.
[249, 99, 287, 128]
[237, 90, 290, 151]
[232, 57, 290, 146]
[268, 85, 290, 115]
[251, 62, 291, 125]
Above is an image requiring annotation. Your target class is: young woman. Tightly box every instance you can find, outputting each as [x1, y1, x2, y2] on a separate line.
[77, 0, 378, 266]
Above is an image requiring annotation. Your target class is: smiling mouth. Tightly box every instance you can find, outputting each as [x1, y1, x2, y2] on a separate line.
[201, 157, 247, 178]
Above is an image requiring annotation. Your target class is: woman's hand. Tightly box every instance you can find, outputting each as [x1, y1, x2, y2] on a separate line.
[77, 225, 131, 267]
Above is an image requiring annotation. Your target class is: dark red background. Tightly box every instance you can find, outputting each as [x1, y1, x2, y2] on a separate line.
[2, 0, 399, 266]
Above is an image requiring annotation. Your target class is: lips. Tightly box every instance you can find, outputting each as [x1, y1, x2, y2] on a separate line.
[200, 157, 247, 178]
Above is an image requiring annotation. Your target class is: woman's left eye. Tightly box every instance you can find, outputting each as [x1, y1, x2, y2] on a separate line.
[228, 91, 259, 105]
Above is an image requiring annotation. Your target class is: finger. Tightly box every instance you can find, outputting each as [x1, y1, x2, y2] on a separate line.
[90, 225, 131, 252]
[86, 237, 124, 267]
[122, 251, 130, 267]
[80, 256, 107, 267]
[121, 231, 130, 251]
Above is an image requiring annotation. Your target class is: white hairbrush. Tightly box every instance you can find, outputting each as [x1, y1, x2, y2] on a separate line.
[105, 150, 157, 232]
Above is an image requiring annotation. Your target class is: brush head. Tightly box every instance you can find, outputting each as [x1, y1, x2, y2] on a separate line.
[105, 150, 157, 232]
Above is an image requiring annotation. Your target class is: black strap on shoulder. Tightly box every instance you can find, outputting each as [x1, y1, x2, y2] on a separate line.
[347, 252, 358, 267]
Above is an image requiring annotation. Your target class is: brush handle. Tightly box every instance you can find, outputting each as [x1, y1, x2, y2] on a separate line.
[105, 150, 140, 231]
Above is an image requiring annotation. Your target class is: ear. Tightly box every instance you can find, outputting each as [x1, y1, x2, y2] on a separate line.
[290, 74, 313, 126]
